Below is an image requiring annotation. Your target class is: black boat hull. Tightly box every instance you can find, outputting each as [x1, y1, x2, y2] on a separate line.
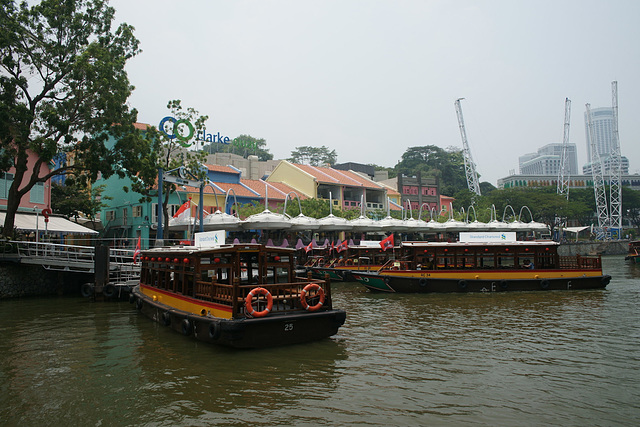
[131, 287, 346, 349]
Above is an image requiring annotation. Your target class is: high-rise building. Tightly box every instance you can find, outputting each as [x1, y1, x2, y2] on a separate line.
[584, 107, 613, 163]
[583, 107, 629, 174]
[519, 143, 578, 176]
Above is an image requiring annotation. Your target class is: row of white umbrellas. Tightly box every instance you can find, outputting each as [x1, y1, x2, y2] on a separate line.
[170, 197, 549, 234]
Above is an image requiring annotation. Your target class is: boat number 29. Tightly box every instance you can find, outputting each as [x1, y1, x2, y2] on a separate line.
[284, 323, 294, 332]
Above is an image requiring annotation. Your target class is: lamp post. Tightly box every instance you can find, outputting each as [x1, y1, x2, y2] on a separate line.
[33, 206, 39, 243]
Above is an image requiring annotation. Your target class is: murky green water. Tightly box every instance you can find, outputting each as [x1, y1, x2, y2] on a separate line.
[1, 256, 639, 426]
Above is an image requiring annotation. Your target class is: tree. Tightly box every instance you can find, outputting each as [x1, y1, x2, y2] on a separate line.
[144, 100, 208, 234]
[51, 178, 108, 221]
[394, 145, 470, 196]
[622, 187, 640, 232]
[202, 134, 273, 161]
[0, 0, 153, 237]
[288, 146, 337, 166]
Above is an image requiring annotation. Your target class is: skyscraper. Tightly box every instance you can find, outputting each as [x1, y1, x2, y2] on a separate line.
[584, 107, 613, 163]
[583, 107, 628, 174]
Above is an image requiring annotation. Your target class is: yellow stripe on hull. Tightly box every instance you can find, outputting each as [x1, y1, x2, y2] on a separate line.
[379, 270, 603, 280]
[140, 284, 233, 319]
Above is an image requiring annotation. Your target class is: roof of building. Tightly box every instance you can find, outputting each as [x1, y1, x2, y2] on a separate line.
[241, 179, 306, 201]
[292, 163, 383, 189]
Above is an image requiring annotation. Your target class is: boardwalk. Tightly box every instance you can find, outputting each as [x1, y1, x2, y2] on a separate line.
[0, 240, 140, 284]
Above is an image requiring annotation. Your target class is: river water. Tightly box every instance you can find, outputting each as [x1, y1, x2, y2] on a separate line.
[1, 256, 639, 426]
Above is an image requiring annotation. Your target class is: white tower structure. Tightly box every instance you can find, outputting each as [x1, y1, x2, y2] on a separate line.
[557, 98, 571, 199]
[454, 98, 481, 196]
[586, 103, 610, 240]
[609, 81, 622, 235]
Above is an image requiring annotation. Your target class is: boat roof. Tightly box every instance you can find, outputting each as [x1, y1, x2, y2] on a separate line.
[142, 243, 295, 255]
[400, 240, 559, 248]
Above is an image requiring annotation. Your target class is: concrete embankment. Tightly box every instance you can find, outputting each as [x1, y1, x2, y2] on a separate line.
[0, 263, 90, 299]
[558, 240, 629, 256]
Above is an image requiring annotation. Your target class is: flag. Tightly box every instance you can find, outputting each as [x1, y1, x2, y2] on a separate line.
[133, 236, 141, 264]
[336, 240, 348, 253]
[173, 200, 191, 221]
[380, 234, 394, 251]
[304, 242, 313, 253]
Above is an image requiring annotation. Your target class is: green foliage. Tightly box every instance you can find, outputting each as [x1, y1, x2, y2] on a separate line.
[288, 146, 337, 166]
[51, 179, 109, 221]
[202, 134, 273, 161]
[394, 145, 469, 196]
[622, 187, 640, 230]
[0, 0, 151, 236]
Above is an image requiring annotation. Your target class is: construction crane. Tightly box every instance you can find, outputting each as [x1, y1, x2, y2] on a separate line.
[586, 103, 610, 240]
[609, 81, 622, 237]
[454, 98, 481, 196]
[557, 98, 571, 199]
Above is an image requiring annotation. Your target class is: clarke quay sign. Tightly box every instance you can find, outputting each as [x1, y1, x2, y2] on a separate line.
[159, 116, 259, 151]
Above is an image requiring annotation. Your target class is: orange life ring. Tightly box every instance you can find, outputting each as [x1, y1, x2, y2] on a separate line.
[245, 287, 273, 317]
[300, 283, 325, 312]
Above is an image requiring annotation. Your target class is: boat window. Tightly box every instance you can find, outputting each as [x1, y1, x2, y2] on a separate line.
[478, 253, 495, 268]
[437, 256, 454, 269]
[497, 253, 515, 268]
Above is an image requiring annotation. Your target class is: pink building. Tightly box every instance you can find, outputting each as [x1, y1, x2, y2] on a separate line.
[0, 148, 52, 212]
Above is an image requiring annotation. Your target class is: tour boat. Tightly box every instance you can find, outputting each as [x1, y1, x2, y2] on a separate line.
[131, 243, 346, 348]
[302, 243, 398, 282]
[625, 240, 640, 264]
[350, 241, 611, 293]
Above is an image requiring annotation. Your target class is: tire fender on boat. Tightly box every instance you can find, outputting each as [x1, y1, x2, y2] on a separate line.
[540, 279, 550, 290]
[181, 319, 192, 336]
[245, 287, 273, 317]
[208, 321, 221, 340]
[161, 311, 171, 326]
[300, 283, 325, 312]
[103, 283, 117, 298]
[602, 276, 611, 286]
[136, 298, 143, 310]
[499, 280, 508, 290]
[80, 283, 94, 298]
[419, 278, 428, 287]
[458, 280, 468, 290]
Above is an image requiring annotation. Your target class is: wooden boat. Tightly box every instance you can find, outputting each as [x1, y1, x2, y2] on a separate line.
[130, 243, 346, 348]
[625, 240, 640, 263]
[350, 241, 611, 293]
[302, 245, 397, 282]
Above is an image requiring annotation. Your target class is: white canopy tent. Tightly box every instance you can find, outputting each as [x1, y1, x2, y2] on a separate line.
[0, 212, 99, 235]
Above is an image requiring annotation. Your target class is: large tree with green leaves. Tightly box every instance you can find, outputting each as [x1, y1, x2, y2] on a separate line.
[202, 134, 273, 161]
[146, 100, 209, 233]
[0, 0, 153, 237]
[288, 146, 337, 166]
[394, 145, 469, 196]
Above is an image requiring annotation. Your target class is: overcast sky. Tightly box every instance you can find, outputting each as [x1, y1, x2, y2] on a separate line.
[110, 0, 640, 185]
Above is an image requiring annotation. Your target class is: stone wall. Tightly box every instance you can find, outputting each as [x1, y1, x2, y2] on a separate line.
[0, 262, 92, 299]
[558, 241, 629, 256]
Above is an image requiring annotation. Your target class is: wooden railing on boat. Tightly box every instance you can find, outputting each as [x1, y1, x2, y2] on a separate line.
[193, 276, 332, 317]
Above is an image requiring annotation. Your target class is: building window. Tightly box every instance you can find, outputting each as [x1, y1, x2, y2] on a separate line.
[29, 182, 45, 204]
[133, 205, 143, 217]
[0, 173, 14, 199]
[105, 210, 115, 221]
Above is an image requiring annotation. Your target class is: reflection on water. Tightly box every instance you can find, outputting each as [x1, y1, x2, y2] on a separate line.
[0, 256, 639, 425]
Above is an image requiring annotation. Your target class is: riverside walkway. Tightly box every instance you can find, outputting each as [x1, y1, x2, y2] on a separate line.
[0, 240, 140, 283]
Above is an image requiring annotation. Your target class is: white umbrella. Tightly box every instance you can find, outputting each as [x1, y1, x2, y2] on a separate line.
[283, 192, 320, 231]
[242, 183, 291, 230]
[318, 192, 352, 231]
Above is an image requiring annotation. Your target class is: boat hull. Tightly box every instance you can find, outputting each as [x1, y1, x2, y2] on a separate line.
[131, 286, 346, 348]
[350, 271, 612, 293]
